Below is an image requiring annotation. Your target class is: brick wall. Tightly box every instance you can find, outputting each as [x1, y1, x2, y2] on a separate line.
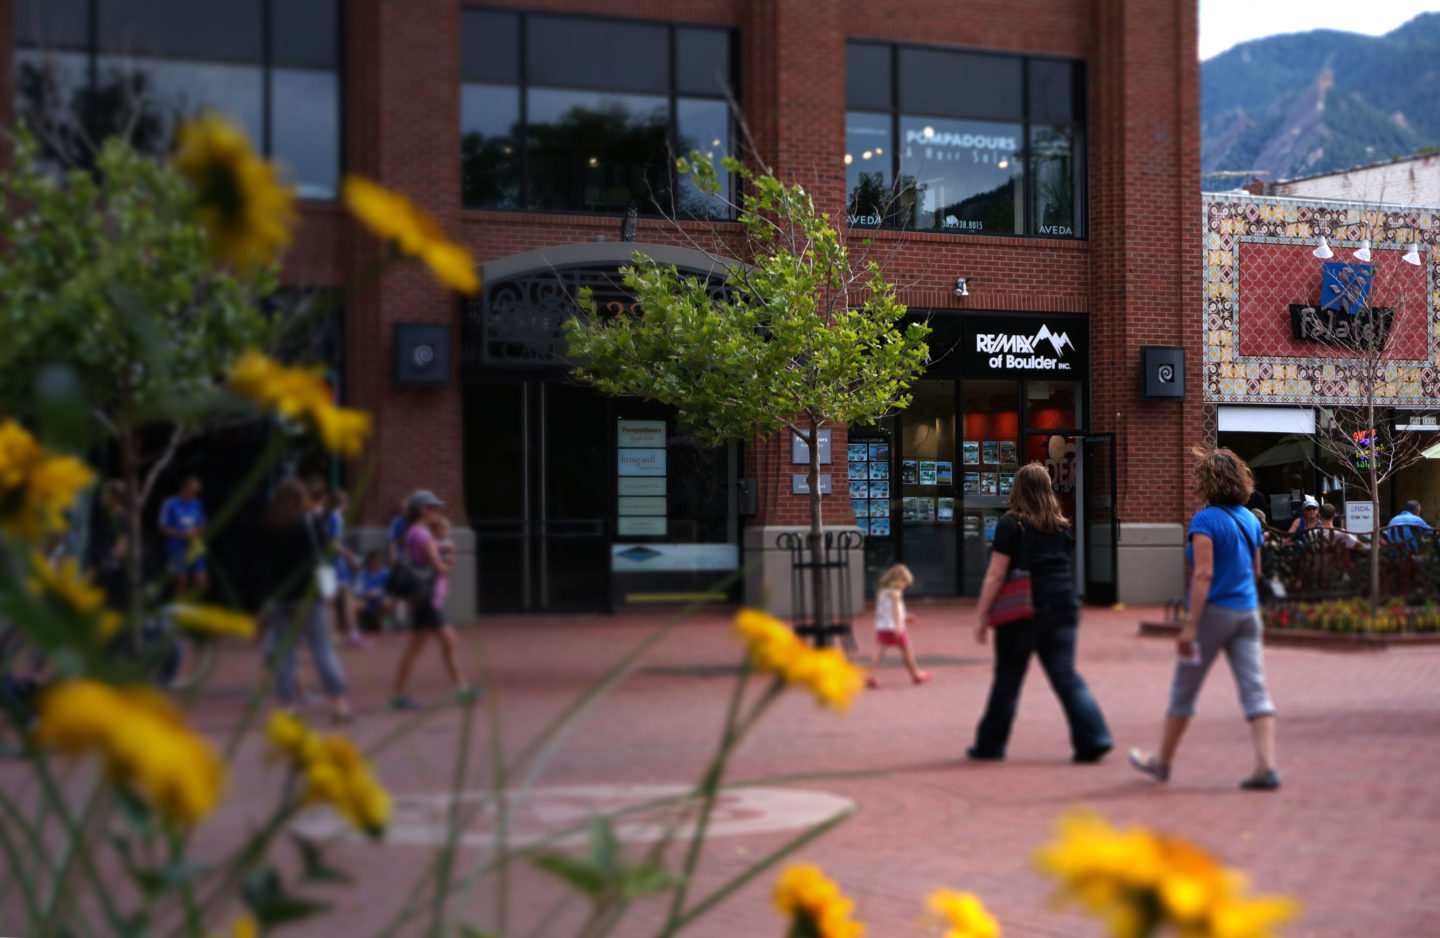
[0, 0, 1202, 531]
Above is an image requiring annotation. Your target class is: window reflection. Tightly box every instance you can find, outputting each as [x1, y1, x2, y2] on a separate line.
[676, 97, 731, 218]
[899, 117, 1022, 234]
[97, 56, 264, 151]
[12, 0, 340, 199]
[845, 111, 891, 228]
[525, 89, 669, 212]
[462, 84, 521, 209]
[1031, 125, 1080, 238]
[272, 69, 339, 199]
[460, 12, 735, 218]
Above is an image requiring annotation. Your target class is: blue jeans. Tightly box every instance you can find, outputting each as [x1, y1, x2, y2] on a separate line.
[972, 621, 1111, 758]
[263, 601, 348, 704]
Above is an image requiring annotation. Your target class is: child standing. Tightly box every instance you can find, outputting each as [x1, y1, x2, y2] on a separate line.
[867, 563, 932, 688]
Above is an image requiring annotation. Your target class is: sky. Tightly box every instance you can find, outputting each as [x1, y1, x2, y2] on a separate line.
[1200, 0, 1440, 60]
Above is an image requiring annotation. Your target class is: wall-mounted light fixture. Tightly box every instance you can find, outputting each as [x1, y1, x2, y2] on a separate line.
[1312, 235, 1333, 259]
[1404, 240, 1423, 266]
[954, 277, 970, 297]
[1354, 239, 1372, 262]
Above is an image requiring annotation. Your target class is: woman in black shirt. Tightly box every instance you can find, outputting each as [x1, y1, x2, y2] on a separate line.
[968, 463, 1111, 762]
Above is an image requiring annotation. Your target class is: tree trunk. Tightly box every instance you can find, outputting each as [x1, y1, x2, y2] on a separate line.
[806, 415, 829, 646]
[119, 428, 145, 625]
[1368, 397, 1381, 615]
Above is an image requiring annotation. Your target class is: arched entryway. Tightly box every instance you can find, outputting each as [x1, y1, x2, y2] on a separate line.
[462, 243, 742, 614]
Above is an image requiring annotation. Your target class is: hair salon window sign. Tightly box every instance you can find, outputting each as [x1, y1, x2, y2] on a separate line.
[959, 315, 1088, 379]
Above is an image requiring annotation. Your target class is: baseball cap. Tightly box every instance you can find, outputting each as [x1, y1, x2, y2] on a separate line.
[1302, 496, 1319, 509]
[408, 489, 445, 510]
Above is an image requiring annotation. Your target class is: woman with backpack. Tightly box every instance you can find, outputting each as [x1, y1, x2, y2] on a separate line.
[388, 490, 472, 709]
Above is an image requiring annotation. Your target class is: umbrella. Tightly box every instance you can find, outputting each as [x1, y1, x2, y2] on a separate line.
[1245, 434, 1314, 468]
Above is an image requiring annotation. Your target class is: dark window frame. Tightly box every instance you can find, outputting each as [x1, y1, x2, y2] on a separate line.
[13, 0, 344, 201]
[461, 7, 739, 219]
[845, 40, 1087, 240]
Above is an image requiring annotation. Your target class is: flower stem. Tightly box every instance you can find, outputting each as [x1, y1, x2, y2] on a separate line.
[659, 665, 764, 936]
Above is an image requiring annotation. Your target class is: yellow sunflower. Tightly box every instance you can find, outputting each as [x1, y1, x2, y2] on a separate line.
[228, 350, 372, 457]
[773, 864, 865, 938]
[174, 113, 297, 273]
[342, 175, 480, 295]
[34, 681, 226, 826]
[266, 712, 391, 838]
[928, 889, 1001, 938]
[734, 609, 865, 711]
[0, 420, 95, 542]
[171, 603, 256, 641]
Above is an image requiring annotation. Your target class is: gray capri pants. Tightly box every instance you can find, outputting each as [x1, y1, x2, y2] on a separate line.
[1168, 604, 1275, 720]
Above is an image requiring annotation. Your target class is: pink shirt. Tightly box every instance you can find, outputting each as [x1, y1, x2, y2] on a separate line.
[405, 524, 443, 608]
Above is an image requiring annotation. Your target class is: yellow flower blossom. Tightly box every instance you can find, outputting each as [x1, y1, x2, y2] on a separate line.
[734, 609, 864, 711]
[207, 913, 258, 938]
[175, 113, 297, 272]
[267, 712, 390, 838]
[929, 889, 1001, 938]
[172, 603, 256, 641]
[773, 864, 865, 938]
[26, 554, 123, 640]
[0, 419, 95, 541]
[342, 175, 480, 295]
[1036, 812, 1297, 938]
[34, 681, 225, 825]
[228, 350, 372, 457]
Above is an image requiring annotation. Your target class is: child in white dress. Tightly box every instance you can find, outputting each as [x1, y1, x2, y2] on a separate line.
[866, 563, 932, 689]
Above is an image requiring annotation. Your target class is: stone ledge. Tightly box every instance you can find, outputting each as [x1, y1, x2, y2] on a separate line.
[1138, 620, 1440, 651]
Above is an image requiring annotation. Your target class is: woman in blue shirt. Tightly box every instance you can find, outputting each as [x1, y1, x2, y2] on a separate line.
[1130, 446, 1280, 790]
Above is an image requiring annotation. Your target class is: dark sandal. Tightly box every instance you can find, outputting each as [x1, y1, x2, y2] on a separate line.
[1240, 768, 1281, 790]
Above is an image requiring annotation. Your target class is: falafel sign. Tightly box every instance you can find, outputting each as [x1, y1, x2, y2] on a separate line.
[960, 314, 1089, 379]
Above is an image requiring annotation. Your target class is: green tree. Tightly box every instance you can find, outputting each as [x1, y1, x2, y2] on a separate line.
[0, 129, 278, 603]
[566, 154, 930, 635]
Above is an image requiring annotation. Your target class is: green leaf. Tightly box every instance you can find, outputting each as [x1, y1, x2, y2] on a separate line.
[459, 927, 502, 938]
[618, 863, 683, 901]
[292, 834, 354, 885]
[135, 858, 206, 899]
[242, 866, 332, 928]
[588, 815, 619, 872]
[530, 852, 609, 897]
[33, 364, 91, 455]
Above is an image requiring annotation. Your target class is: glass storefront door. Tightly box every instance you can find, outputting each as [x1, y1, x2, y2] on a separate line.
[464, 378, 612, 613]
[961, 380, 1021, 593]
[1021, 432, 1117, 603]
[900, 380, 959, 596]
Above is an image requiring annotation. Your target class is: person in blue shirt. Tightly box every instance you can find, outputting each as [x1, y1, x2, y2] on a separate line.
[355, 550, 393, 633]
[1387, 500, 1430, 529]
[158, 475, 207, 596]
[1130, 446, 1280, 791]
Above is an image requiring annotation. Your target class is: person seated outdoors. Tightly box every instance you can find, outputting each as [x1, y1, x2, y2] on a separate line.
[1286, 495, 1320, 542]
[1314, 503, 1361, 549]
[356, 550, 394, 633]
[1383, 499, 1431, 553]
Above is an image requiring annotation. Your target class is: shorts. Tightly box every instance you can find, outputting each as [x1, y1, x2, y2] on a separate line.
[168, 552, 207, 576]
[875, 629, 909, 647]
[411, 602, 446, 631]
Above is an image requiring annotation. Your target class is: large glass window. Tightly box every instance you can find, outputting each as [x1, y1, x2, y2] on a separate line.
[461, 10, 735, 218]
[12, 0, 340, 199]
[845, 42, 1085, 239]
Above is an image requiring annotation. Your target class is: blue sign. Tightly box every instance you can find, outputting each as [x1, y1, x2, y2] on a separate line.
[1320, 261, 1373, 315]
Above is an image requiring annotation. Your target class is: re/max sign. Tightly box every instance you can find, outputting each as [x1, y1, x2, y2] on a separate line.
[1288, 304, 1394, 347]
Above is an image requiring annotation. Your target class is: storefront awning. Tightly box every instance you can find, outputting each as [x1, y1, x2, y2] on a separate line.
[1246, 434, 1314, 468]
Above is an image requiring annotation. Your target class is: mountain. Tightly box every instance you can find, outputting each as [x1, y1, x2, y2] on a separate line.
[1201, 13, 1440, 189]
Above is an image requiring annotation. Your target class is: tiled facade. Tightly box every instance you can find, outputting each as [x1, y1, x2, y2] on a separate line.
[1203, 196, 1440, 408]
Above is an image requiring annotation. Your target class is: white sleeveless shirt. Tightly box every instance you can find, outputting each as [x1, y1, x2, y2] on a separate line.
[874, 588, 905, 632]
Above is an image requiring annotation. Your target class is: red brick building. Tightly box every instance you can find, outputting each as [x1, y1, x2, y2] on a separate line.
[3, 0, 1202, 615]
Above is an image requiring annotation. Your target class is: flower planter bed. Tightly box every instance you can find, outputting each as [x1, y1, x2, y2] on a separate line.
[1141, 600, 1440, 650]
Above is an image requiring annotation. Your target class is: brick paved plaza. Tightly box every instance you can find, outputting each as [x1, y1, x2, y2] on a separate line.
[183, 602, 1440, 938]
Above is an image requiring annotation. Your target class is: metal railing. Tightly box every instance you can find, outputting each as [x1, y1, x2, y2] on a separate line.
[776, 530, 863, 650]
[1265, 524, 1439, 604]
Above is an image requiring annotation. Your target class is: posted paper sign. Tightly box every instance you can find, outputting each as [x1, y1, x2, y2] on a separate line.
[1346, 501, 1375, 533]
[618, 449, 667, 476]
[617, 420, 666, 448]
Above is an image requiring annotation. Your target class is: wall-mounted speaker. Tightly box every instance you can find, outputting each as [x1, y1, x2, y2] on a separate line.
[1140, 346, 1185, 400]
[393, 323, 451, 386]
